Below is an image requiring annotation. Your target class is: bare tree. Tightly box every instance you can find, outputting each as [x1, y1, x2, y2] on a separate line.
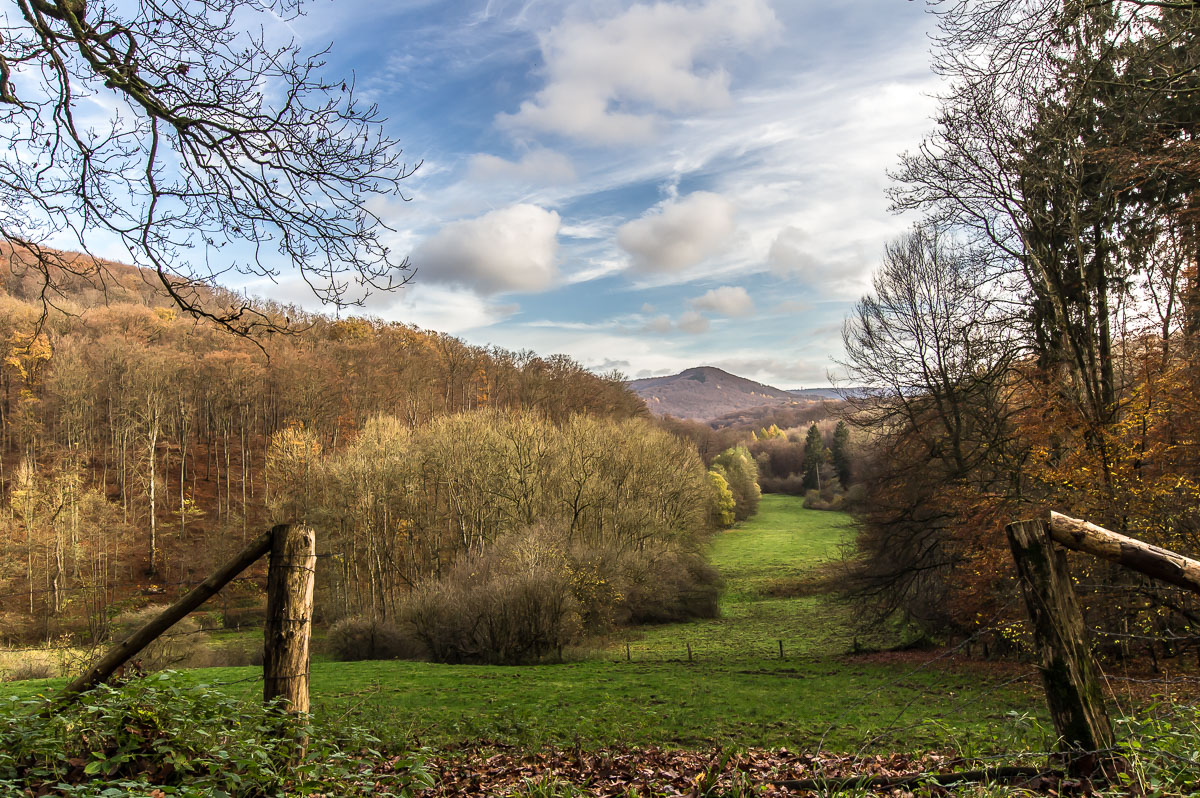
[0, 0, 415, 332]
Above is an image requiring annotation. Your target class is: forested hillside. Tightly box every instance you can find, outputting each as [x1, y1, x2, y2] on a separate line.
[0, 247, 648, 643]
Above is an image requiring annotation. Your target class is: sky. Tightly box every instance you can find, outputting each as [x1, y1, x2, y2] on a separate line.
[243, 0, 942, 388]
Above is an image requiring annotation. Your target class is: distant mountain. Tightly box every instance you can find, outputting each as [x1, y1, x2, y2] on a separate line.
[787, 387, 866, 401]
[630, 366, 802, 421]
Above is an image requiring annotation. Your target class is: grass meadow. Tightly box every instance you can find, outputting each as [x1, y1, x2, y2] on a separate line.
[5, 495, 1048, 758]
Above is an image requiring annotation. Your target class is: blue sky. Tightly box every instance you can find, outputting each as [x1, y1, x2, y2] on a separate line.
[242, 0, 941, 388]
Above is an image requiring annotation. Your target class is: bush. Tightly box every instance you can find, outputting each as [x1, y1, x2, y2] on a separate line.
[404, 528, 580, 665]
[617, 548, 722, 625]
[759, 473, 806, 495]
[110, 606, 209, 671]
[0, 672, 433, 796]
[1, 659, 57, 682]
[326, 617, 425, 662]
[222, 603, 267, 630]
[401, 524, 725, 664]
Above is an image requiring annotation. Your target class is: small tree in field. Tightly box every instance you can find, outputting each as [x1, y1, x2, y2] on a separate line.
[801, 424, 825, 491]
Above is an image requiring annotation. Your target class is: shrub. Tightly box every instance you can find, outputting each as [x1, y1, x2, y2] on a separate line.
[617, 548, 722, 625]
[0, 672, 432, 796]
[222, 603, 267, 630]
[109, 606, 209, 671]
[403, 527, 580, 665]
[326, 617, 425, 662]
[402, 525, 724, 664]
[759, 473, 806, 495]
[1, 660, 57, 682]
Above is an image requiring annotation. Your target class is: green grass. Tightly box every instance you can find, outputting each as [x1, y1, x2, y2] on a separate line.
[4, 496, 1046, 757]
[617, 494, 895, 660]
[714, 493, 854, 599]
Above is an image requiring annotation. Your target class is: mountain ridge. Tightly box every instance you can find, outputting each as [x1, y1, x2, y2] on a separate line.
[630, 366, 804, 421]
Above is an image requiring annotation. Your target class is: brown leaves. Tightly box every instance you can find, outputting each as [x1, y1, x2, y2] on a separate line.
[408, 745, 974, 797]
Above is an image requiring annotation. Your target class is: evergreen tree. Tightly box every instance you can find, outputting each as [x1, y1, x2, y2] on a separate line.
[830, 421, 852, 488]
[802, 423, 825, 491]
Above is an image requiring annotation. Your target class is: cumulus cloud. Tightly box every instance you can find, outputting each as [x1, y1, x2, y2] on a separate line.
[768, 226, 822, 276]
[690, 285, 754, 317]
[497, 0, 778, 144]
[467, 149, 577, 184]
[676, 310, 710, 335]
[412, 204, 561, 295]
[642, 314, 674, 334]
[617, 192, 736, 274]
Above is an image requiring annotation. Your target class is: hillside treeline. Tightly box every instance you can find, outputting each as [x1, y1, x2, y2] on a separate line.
[845, 2, 1200, 657]
[0, 267, 645, 642]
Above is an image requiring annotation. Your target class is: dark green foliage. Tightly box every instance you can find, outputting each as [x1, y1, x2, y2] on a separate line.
[830, 420, 852, 487]
[801, 424, 826, 491]
[0, 672, 432, 796]
[711, 446, 761, 520]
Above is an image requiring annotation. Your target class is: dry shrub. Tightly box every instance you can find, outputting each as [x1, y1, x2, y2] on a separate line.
[222, 604, 267, 630]
[403, 527, 580, 665]
[760, 473, 806, 495]
[1, 659, 58, 682]
[615, 547, 722, 625]
[110, 606, 210, 671]
[402, 525, 723, 664]
[326, 617, 424, 662]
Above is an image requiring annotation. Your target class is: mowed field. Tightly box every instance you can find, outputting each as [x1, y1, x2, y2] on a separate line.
[6, 495, 1045, 755]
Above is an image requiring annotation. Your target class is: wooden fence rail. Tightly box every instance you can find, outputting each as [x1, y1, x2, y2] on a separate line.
[1007, 511, 1200, 775]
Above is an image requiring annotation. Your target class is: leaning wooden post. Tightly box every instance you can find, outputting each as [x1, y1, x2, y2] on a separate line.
[1005, 519, 1114, 765]
[61, 527, 277, 699]
[263, 524, 316, 714]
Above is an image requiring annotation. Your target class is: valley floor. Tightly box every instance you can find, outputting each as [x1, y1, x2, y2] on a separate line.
[5, 495, 1046, 757]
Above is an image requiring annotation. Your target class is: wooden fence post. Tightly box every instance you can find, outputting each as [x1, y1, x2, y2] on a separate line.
[1005, 520, 1113, 764]
[61, 527, 277, 699]
[263, 524, 316, 714]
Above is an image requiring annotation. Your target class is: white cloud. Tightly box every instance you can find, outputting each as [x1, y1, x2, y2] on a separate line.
[368, 283, 519, 334]
[711, 356, 830, 387]
[768, 226, 821, 276]
[497, 0, 778, 144]
[412, 204, 561, 295]
[467, 149, 577, 184]
[676, 310, 710, 335]
[617, 191, 736, 274]
[642, 315, 673, 334]
[691, 285, 754, 317]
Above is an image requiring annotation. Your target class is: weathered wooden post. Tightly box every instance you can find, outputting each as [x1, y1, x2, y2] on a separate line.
[263, 524, 316, 714]
[1005, 520, 1114, 764]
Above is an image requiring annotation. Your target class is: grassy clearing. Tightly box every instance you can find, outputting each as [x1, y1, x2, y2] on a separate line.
[617, 494, 895, 661]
